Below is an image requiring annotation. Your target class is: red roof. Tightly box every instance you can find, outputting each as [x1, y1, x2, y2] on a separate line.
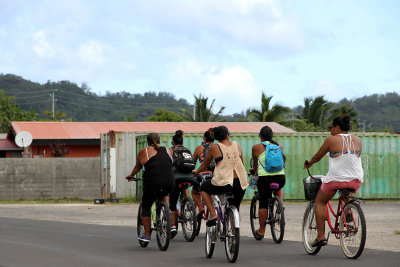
[11, 121, 295, 140]
[0, 138, 21, 150]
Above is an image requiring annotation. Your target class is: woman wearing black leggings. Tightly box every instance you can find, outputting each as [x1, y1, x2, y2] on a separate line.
[127, 133, 174, 243]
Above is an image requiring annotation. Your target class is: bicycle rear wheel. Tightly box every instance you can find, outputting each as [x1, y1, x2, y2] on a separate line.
[137, 204, 149, 248]
[250, 195, 262, 240]
[156, 202, 171, 251]
[205, 210, 216, 258]
[340, 202, 366, 259]
[270, 196, 285, 243]
[224, 208, 240, 263]
[181, 196, 197, 242]
[302, 201, 321, 255]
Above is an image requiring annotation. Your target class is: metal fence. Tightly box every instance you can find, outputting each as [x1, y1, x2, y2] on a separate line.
[136, 132, 400, 200]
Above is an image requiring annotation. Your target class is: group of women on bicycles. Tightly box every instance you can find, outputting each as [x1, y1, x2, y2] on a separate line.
[127, 115, 365, 260]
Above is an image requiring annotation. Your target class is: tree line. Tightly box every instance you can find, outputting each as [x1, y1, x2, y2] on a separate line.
[1, 74, 399, 132]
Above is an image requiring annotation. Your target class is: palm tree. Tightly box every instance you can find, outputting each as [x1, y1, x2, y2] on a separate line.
[182, 94, 225, 122]
[247, 93, 290, 122]
[302, 96, 333, 128]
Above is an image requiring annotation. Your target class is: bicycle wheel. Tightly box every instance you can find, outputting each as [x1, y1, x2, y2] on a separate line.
[224, 208, 240, 263]
[270, 196, 285, 244]
[171, 211, 178, 239]
[156, 201, 171, 251]
[137, 204, 149, 248]
[205, 210, 216, 258]
[181, 196, 197, 242]
[340, 202, 366, 259]
[250, 195, 262, 240]
[302, 201, 321, 255]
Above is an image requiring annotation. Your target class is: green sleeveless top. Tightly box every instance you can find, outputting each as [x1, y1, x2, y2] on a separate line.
[257, 141, 285, 176]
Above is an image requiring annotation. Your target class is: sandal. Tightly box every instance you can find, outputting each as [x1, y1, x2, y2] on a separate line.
[311, 238, 328, 247]
[206, 217, 217, 227]
[254, 230, 264, 240]
[197, 209, 205, 220]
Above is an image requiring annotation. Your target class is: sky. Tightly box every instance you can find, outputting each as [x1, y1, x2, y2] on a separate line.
[1, 0, 399, 115]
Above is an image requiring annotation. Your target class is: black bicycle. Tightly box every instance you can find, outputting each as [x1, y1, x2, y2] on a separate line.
[171, 178, 198, 242]
[194, 171, 213, 237]
[128, 177, 171, 251]
[249, 185, 285, 243]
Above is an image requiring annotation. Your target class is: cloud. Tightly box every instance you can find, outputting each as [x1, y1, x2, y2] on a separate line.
[203, 66, 261, 114]
[32, 30, 54, 58]
[78, 41, 107, 67]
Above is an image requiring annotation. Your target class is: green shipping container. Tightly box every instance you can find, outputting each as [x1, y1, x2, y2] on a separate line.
[136, 132, 400, 200]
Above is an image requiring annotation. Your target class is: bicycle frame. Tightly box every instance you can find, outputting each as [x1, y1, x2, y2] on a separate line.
[325, 195, 356, 236]
[211, 195, 240, 238]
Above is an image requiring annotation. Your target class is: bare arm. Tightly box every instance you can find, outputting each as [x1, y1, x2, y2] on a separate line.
[127, 149, 144, 178]
[251, 145, 258, 175]
[193, 145, 202, 163]
[304, 137, 331, 168]
[193, 144, 215, 175]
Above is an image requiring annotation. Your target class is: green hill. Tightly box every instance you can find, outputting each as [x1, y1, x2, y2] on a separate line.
[0, 74, 192, 121]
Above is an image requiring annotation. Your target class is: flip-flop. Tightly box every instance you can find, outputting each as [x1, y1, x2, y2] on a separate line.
[311, 238, 328, 247]
[254, 230, 264, 240]
[206, 217, 217, 227]
[197, 209, 205, 220]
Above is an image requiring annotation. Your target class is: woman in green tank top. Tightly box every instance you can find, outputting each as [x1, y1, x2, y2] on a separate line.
[249, 126, 286, 239]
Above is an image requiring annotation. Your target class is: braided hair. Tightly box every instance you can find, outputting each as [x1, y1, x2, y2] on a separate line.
[146, 133, 160, 150]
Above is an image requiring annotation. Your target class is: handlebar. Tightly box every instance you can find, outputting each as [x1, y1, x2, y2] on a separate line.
[304, 160, 319, 180]
[126, 176, 142, 182]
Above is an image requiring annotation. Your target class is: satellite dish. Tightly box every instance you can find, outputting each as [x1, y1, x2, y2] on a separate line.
[15, 131, 33, 148]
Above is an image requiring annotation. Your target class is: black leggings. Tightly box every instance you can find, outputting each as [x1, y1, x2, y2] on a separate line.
[257, 175, 285, 209]
[141, 184, 173, 217]
[200, 178, 246, 211]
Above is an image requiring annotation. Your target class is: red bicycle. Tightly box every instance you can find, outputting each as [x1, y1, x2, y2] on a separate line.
[302, 162, 366, 259]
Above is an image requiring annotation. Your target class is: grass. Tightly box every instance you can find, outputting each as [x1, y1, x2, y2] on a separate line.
[394, 230, 400, 235]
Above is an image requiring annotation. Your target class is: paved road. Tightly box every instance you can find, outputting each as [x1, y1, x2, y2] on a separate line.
[0, 217, 399, 267]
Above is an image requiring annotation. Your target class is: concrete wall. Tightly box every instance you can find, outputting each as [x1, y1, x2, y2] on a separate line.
[0, 158, 101, 200]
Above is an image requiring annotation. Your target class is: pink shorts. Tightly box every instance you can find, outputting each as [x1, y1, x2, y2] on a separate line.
[320, 179, 362, 195]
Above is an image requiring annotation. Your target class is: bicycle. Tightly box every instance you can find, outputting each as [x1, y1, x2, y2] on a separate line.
[128, 177, 171, 251]
[302, 161, 366, 259]
[171, 178, 198, 242]
[205, 192, 240, 263]
[249, 172, 285, 243]
[194, 171, 213, 237]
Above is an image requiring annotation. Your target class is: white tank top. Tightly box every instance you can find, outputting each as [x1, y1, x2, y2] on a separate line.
[323, 134, 364, 183]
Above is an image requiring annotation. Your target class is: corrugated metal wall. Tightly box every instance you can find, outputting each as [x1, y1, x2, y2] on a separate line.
[136, 132, 400, 200]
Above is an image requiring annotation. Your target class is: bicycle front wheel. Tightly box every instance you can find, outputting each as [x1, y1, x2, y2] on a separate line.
[302, 201, 321, 255]
[250, 195, 262, 240]
[340, 201, 366, 259]
[224, 208, 240, 263]
[137, 204, 149, 248]
[156, 202, 171, 251]
[181, 196, 197, 242]
[270, 196, 285, 244]
[205, 210, 216, 258]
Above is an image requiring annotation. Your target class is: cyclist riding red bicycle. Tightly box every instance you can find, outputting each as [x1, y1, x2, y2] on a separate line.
[304, 116, 364, 247]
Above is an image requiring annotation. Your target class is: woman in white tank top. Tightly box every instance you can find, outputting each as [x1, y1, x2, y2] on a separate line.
[304, 116, 363, 247]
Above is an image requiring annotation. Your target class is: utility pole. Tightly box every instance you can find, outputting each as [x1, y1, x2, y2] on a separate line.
[193, 104, 196, 121]
[51, 89, 57, 119]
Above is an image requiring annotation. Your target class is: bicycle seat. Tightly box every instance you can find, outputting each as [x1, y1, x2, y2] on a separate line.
[175, 177, 198, 187]
[339, 188, 355, 193]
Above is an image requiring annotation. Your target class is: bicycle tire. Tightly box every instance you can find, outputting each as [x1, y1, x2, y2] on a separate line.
[156, 201, 171, 251]
[171, 211, 178, 240]
[205, 210, 215, 258]
[270, 196, 285, 243]
[137, 204, 149, 248]
[250, 195, 262, 240]
[181, 196, 197, 242]
[302, 201, 321, 255]
[195, 200, 205, 237]
[224, 208, 240, 263]
[340, 201, 366, 259]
